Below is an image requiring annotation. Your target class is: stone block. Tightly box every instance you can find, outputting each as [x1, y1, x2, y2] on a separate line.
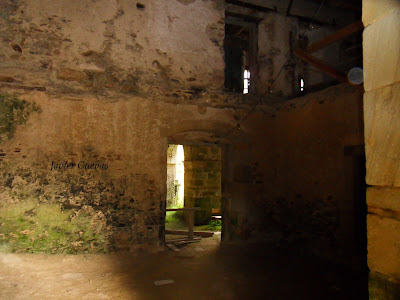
[205, 161, 220, 170]
[56, 68, 87, 82]
[205, 177, 221, 187]
[367, 214, 400, 278]
[194, 197, 212, 225]
[207, 172, 219, 180]
[369, 270, 400, 300]
[364, 83, 400, 186]
[210, 196, 221, 208]
[363, 11, 400, 91]
[190, 179, 204, 186]
[184, 196, 195, 207]
[200, 190, 218, 197]
[0, 75, 15, 82]
[183, 161, 193, 170]
[119, 76, 139, 94]
[367, 187, 400, 211]
[190, 161, 207, 169]
[363, 0, 400, 27]
[193, 172, 207, 180]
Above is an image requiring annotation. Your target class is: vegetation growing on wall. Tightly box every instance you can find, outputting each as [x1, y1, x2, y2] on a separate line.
[0, 199, 108, 254]
[0, 93, 40, 144]
[0, 155, 162, 253]
[0, 160, 112, 254]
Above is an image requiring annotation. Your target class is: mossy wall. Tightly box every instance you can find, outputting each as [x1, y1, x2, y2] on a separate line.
[0, 93, 40, 143]
[0, 146, 162, 253]
[0, 84, 363, 257]
[0, 158, 117, 253]
[0, 91, 238, 253]
[0, 0, 368, 261]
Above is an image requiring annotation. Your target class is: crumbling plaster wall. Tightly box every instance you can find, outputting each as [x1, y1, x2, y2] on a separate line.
[363, 0, 400, 298]
[0, 90, 242, 253]
[0, 0, 367, 259]
[0, 0, 248, 254]
[0, 0, 224, 97]
[0, 84, 363, 255]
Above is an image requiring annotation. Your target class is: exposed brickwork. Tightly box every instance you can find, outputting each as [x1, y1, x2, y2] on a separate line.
[184, 145, 221, 225]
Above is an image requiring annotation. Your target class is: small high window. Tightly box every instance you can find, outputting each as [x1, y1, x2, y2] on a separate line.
[300, 77, 305, 92]
[243, 70, 250, 94]
[224, 19, 257, 94]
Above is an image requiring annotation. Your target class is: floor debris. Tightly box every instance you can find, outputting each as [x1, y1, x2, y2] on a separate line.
[166, 243, 180, 252]
[154, 279, 175, 286]
[62, 273, 83, 279]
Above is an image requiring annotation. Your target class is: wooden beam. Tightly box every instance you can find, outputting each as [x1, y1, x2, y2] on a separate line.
[225, 0, 275, 13]
[294, 49, 348, 82]
[249, 23, 258, 94]
[165, 207, 201, 212]
[235, 26, 247, 37]
[225, 16, 251, 27]
[172, 239, 200, 245]
[166, 236, 201, 243]
[306, 0, 361, 13]
[165, 230, 214, 237]
[307, 21, 364, 53]
[188, 209, 194, 240]
[286, 0, 294, 16]
[166, 243, 180, 252]
[225, 12, 264, 24]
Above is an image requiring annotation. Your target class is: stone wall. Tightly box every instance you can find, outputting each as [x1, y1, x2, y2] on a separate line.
[0, 90, 240, 253]
[184, 145, 221, 225]
[363, 0, 400, 298]
[0, 83, 363, 255]
[0, 0, 224, 99]
[238, 84, 364, 260]
[0, 0, 368, 261]
[0, 0, 241, 254]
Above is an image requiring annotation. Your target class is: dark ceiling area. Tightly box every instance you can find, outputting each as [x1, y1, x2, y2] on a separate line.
[224, 0, 363, 97]
[225, 0, 362, 25]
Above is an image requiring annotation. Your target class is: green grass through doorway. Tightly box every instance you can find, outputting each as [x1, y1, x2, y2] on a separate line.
[165, 211, 221, 232]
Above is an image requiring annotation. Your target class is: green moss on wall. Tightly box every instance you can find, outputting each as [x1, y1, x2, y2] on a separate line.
[0, 199, 108, 254]
[0, 93, 41, 144]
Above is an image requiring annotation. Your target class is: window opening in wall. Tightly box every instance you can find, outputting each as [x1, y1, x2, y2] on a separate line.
[300, 77, 305, 92]
[224, 18, 257, 94]
[243, 70, 250, 94]
[165, 144, 222, 248]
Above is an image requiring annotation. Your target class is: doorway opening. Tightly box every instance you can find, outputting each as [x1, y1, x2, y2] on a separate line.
[165, 144, 222, 245]
[166, 144, 185, 210]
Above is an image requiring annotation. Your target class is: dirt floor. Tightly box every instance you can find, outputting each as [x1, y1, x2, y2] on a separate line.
[0, 234, 368, 300]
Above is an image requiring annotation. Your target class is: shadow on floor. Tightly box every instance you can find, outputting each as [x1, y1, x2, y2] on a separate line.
[0, 235, 368, 299]
[113, 235, 368, 300]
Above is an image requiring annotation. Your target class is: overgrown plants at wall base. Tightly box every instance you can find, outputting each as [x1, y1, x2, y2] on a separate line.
[0, 93, 40, 144]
